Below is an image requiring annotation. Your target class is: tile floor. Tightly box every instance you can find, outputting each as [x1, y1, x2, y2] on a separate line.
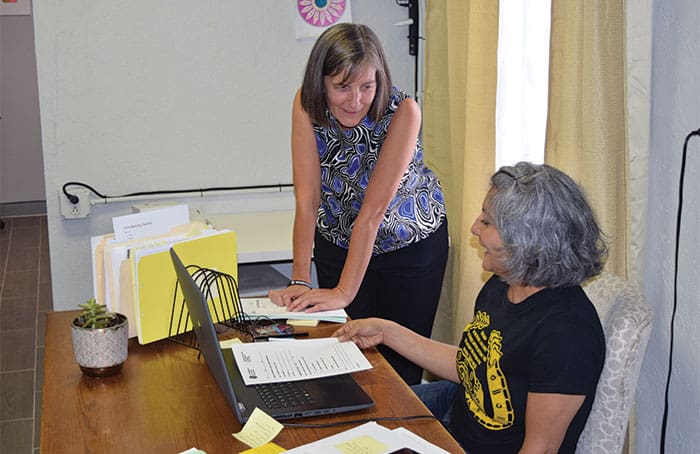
[0, 216, 51, 453]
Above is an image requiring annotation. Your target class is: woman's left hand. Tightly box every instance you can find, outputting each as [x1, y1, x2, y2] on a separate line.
[284, 287, 351, 313]
[268, 285, 309, 307]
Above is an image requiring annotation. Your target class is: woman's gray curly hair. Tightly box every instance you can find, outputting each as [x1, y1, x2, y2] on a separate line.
[488, 162, 608, 288]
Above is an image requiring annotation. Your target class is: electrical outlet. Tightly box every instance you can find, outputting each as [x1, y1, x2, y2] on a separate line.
[59, 188, 91, 219]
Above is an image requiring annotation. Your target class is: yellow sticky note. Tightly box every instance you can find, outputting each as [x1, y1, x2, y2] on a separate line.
[334, 435, 390, 454]
[286, 319, 319, 327]
[239, 442, 286, 454]
[232, 407, 284, 448]
[219, 337, 243, 348]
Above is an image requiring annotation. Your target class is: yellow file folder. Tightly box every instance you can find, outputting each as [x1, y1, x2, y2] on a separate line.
[92, 222, 209, 320]
[130, 230, 237, 344]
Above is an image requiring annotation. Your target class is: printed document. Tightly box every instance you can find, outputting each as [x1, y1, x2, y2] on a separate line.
[229, 338, 372, 385]
[240, 297, 347, 323]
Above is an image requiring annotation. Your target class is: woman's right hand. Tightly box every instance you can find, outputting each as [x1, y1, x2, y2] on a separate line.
[332, 318, 388, 349]
[268, 285, 310, 307]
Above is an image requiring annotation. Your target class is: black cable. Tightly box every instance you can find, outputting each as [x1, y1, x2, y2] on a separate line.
[410, 0, 420, 98]
[61, 181, 293, 205]
[394, 0, 420, 98]
[660, 127, 700, 453]
[282, 414, 436, 429]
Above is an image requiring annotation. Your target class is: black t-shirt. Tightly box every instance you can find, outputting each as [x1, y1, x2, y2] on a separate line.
[450, 275, 605, 453]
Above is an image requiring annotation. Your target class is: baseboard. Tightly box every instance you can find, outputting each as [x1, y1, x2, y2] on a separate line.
[0, 200, 47, 217]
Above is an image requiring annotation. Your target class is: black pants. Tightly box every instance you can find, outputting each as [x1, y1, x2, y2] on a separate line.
[313, 219, 449, 385]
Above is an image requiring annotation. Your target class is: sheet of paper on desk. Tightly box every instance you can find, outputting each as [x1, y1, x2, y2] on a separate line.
[282, 421, 451, 454]
[229, 338, 371, 385]
[240, 297, 348, 323]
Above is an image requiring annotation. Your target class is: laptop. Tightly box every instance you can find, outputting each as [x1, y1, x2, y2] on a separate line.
[169, 247, 374, 423]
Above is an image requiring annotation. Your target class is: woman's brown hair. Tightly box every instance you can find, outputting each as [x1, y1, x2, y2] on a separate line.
[300, 23, 392, 127]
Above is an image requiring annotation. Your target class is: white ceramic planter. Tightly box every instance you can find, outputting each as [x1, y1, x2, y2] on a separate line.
[71, 313, 128, 377]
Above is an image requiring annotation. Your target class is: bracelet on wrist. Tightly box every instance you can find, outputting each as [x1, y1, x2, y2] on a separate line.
[287, 279, 312, 289]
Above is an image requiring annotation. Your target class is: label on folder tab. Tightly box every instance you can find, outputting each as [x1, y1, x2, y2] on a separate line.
[112, 204, 190, 242]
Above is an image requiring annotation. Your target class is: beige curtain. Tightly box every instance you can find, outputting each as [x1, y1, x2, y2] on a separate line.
[425, 0, 636, 344]
[545, 5, 648, 451]
[423, 0, 500, 344]
[545, 0, 628, 278]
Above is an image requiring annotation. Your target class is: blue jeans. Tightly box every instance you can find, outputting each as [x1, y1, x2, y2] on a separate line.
[411, 380, 459, 432]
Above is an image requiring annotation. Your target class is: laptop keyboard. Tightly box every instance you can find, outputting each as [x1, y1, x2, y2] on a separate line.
[255, 382, 316, 409]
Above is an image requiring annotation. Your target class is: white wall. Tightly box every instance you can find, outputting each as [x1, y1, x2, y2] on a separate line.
[33, 1, 417, 310]
[638, 0, 700, 452]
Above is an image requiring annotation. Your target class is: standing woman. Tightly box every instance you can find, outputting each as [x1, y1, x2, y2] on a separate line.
[269, 23, 448, 385]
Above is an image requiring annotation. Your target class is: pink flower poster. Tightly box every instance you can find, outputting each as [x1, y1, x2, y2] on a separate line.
[295, 0, 352, 40]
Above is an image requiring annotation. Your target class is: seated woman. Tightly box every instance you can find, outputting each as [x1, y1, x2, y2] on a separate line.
[333, 162, 607, 453]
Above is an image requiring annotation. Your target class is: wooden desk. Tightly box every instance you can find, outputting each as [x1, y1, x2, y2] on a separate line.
[42, 311, 464, 453]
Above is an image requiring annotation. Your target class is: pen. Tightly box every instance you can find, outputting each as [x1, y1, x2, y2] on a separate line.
[253, 332, 310, 341]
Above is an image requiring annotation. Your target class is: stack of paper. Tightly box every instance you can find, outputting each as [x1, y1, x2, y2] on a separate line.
[283, 421, 451, 454]
[240, 297, 348, 323]
[91, 205, 238, 344]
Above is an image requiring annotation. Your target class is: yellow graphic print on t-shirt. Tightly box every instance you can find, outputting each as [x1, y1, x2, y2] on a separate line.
[456, 310, 514, 430]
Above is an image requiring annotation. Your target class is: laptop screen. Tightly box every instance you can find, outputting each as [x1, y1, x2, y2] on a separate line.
[169, 247, 245, 421]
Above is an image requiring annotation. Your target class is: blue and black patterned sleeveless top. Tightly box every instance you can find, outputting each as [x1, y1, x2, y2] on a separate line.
[313, 87, 446, 255]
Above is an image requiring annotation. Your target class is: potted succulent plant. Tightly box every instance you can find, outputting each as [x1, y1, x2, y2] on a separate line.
[71, 298, 128, 378]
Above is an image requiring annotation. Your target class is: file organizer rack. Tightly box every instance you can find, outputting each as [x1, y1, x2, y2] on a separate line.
[167, 265, 272, 350]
